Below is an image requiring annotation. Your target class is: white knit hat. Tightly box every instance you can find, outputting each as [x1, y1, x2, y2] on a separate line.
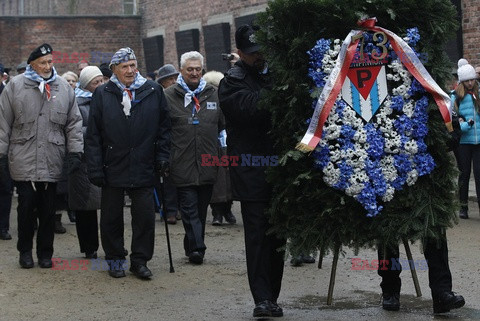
[79, 66, 103, 90]
[457, 61, 477, 82]
[458, 58, 469, 68]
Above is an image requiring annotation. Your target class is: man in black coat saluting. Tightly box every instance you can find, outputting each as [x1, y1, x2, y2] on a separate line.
[86, 47, 170, 279]
[218, 25, 286, 318]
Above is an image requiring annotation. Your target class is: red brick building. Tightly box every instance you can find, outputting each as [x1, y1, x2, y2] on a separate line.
[0, 0, 475, 76]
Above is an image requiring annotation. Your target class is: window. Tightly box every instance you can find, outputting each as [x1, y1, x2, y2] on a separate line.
[124, 0, 136, 15]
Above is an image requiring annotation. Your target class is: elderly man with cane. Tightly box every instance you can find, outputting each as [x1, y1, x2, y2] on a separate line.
[86, 47, 170, 279]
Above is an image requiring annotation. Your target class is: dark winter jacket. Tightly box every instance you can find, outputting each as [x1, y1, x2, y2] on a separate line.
[163, 82, 223, 187]
[218, 60, 275, 201]
[85, 79, 170, 188]
[68, 97, 101, 210]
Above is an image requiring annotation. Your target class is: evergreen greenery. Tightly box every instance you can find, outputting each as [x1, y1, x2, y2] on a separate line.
[255, 0, 460, 256]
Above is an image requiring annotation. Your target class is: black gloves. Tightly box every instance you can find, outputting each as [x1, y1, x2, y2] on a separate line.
[66, 152, 83, 175]
[89, 177, 105, 187]
[155, 160, 170, 177]
[0, 156, 9, 181]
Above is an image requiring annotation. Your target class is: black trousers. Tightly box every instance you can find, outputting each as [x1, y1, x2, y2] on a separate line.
[100, 186, 155, 265]
[241, 201, 286, 304]
[0, 170, 13, 231]
[378, 234, 453, 297]
[75, 210, 99, 254]
[457, 144, 480, 207]
[15, 181, 57, 259]
[177, 185, 213, 256]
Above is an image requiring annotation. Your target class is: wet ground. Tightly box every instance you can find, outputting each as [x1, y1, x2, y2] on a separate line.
[0, 195, 479, 321]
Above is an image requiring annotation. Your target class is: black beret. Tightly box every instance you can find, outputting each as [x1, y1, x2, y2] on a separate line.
[27, 43, 53, 64]
[99, 62, 113, 78]
[235, 25, 261, 54]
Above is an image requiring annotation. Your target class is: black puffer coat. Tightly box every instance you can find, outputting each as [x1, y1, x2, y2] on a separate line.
[218, 61, 275, 201]
[85, 79, 170, 188]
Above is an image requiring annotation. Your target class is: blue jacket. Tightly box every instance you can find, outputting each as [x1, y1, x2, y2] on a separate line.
[451, 92, 480, 144]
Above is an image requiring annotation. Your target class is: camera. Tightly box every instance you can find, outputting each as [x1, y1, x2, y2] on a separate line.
[221, 53, 234, 61]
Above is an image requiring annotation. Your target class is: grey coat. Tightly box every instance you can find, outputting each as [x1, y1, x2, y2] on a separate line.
[0, 73, 83, 182]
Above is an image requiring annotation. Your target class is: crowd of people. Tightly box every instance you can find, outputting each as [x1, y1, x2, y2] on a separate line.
[0, 24, 473, 317]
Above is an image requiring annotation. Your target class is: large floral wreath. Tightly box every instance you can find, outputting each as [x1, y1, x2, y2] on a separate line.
[308, 28, 436, 217]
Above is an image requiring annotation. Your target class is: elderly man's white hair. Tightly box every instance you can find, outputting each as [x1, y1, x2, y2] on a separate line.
[180, 51, 204, 68]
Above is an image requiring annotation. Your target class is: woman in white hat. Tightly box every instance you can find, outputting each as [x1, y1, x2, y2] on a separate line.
[452, 58, 480, 219]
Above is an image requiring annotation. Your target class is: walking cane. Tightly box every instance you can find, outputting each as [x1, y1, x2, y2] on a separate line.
[154, 176, 175, 273]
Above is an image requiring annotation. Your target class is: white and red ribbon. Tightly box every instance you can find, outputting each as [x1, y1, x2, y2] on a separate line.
[297, 18, 452, 152]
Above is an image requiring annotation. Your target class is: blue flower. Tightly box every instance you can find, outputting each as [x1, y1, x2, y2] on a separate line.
[414, 153, 435, 175]
[333, 160, 353, 190]
[408, 78, 426, 96]
[391, 95, 404, 112]
[312, 144, 330, 169]
[394, 114, 413, 135]
[406, 27, 420, 47]
[365, 125, 384, 159]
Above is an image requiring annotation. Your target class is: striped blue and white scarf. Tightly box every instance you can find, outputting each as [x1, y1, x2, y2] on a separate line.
[24, 64, 58, 101]
[110, 71, 147, 116]
[176, 74, 206, 108]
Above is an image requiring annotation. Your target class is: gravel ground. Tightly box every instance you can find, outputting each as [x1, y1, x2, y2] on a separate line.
[0, 198, 479, 321]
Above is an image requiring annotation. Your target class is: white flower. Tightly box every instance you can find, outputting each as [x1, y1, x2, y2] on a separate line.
[323, 163, 340, 185]
[404, 140, 418, 154]
[329, 149, 341, 162]
[406, 169, 418, 186]
[346, 183, 363, 196]
[382, 186, 396, 202]
[353, 128, 367, 143]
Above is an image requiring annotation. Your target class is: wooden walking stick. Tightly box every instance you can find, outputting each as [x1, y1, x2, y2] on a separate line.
[402, 238, 422, 297]
[326, 243, 341, 305]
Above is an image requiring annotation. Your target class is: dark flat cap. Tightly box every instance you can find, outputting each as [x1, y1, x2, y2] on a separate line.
[27, 43, 53, 64]
[235, 25, 260, 54]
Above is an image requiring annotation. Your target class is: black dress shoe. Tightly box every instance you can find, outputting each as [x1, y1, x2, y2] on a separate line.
[19, 252, 34, 269]
[129, 264, 153, 279]
[433, 291, 465, 313]
[108, 269, 126, 278]
[85, 251, 98, 259]
[270, 302, 284, 317]
[290, 255, 303, 267]
[0, 230, 12, 240]
[253, 300, 272, 318]
[459, 208, 469, 219]
[166, 216, 177, 225]
[223, 211, 237, 224]
[188, 251, 204, 264]
[382, 293, 400, 311]
[301, 254, 316, 264]
[39, 258, 52, 268]
[212, 214, 223, 226]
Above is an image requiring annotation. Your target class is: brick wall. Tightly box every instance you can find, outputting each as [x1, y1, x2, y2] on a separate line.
[461, 0, 480, 67]
[0, 0, 126, 15]
[0, 16, 143, 76]
[139, 0, 268, 71]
